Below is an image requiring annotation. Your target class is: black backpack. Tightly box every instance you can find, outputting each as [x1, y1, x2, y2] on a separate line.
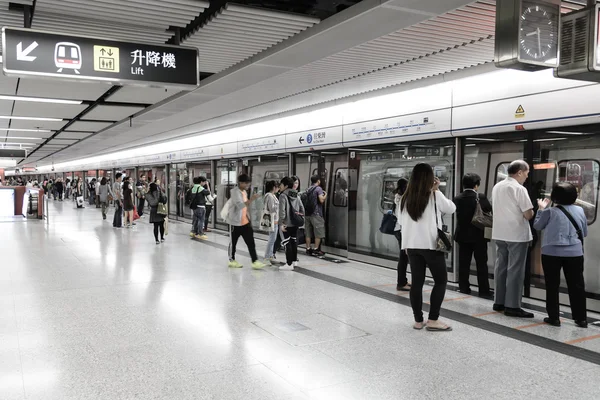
[300, 186, 317, 216]
[185, 188, 193, 206]
[189, 189, 201, 209]
[286, 195, 305, 227]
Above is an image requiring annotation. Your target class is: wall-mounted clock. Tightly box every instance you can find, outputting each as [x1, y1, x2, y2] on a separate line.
[495, 0, 561, 71]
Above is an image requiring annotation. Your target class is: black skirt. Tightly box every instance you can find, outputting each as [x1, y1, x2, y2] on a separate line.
[149, 206, 165, 224]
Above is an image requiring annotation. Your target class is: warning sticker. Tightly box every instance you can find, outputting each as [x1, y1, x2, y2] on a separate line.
[93, 45, 120, 73]
[515, 105, 525, 118]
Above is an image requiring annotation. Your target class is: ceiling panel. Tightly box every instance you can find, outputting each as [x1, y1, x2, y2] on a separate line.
[107, 87, 182, 104]
[57, 131, 95, 139]
[48, 138, 78, 145]
[0, 100, 14, 116]
[17, 78, 110, 101]
[0, 74, 18, 96]
[85, 105, 145, 121]
[69, 121, 112, 131]
[12, 102, 86, 119]
[9, 120, 64, 130]
[0, 120, 9, 130]
[2, 131, 53, 139]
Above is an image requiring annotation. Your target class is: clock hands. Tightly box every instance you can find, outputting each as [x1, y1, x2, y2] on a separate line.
[525, 28, 542, 58]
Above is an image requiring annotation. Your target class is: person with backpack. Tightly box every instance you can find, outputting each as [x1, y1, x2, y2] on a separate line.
[224, 174, 265, 270]
[279, 176, 305, 271]
[189, 176, 211, 240]
[303, 175, 327, 256]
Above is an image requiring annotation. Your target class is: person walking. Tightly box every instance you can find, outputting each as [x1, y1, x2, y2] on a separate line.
[399, 163, 456, 331]
[122, 180, 135, 228]
[453, 173, 493, 299]
[112, 173, 124, 228]
[491, 160, 535, 318]
[55, 178, 64, 202]
[225, 174, 266, 270]
[145, 183, 167, 244]
[279, 176, 305, 271]
[95, 178, 101, 208]
[534, 182, 588, 328]
[393, 178, 410, 291]
[98, 177, 111, 220]
[262, 180, 281, 265]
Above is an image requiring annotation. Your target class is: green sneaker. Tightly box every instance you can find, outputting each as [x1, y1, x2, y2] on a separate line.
[251, 260, 266, 270]
[228, 260, 243, 268]
[189, 232, 195, 237]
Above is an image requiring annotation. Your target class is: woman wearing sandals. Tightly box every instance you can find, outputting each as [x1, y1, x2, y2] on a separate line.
[399, 163, 456, 331]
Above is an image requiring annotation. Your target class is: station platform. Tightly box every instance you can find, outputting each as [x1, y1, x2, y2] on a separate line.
[2, 201, 600, 399]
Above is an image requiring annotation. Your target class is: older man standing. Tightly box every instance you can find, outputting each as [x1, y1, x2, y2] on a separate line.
[491, 160, 535, 318]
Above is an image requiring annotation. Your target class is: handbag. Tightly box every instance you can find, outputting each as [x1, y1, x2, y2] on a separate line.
[260, 193, 275, 231]
[379, 204, 397, 235]
[433, 193, 452, 253]
[286, 195, 305, 227]
[220, 198, 232, 222]
[157, 202, 168, 215]
[133, 206, 140, 221]
[163, 217, 169, 236]
[471, 193, 493, 229]
[556, 205, 584, 251]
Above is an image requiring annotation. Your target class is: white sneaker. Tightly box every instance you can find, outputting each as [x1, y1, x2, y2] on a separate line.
[293, 261, 299, 268]
[279, 264, 294, 271]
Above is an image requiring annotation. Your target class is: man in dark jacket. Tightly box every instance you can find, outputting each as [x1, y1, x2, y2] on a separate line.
[453, 173, 493, 299]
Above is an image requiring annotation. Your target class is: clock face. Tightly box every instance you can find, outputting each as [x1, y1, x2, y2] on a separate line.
[519, 1, 559, 64]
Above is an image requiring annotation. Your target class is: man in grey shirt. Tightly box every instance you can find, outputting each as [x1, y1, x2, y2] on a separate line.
[112, 172, 123, 228]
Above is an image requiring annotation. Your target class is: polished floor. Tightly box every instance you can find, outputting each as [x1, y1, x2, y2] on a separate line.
[2, 199, 600, 399]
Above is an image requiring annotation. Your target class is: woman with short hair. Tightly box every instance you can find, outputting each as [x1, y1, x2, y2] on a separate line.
[534, 182, 588, 328]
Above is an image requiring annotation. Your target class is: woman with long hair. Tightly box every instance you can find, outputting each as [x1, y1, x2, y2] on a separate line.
[400, 163, 456, 331]
[145, 182, 167, 244]
[122, 180, 135, 228]
[393, 178, 410, 291]
[98, 177, 110, 220]
[262, 180, 280, 265]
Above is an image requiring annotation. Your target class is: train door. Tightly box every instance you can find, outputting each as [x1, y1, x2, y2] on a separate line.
[168, 163, 188, 220]
[348, 139, 455, 271]
[294, 151, 350, 256]
[246, 155, 289, 238]
[215, 159, 241, 231]
[188, 162, 213, 224]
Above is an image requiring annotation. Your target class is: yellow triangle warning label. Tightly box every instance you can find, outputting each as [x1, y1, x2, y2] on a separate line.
[515, 105, 525, 114]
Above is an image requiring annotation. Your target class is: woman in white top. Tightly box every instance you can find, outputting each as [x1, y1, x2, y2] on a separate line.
[393, 178, 410, 291]
[262, 180, 280, 265]
[400, 163, 456, 331]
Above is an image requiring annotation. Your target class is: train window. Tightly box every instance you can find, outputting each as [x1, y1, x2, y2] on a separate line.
[558, 160, 599, 224]
[380, 167, 412, 211]
[495, 162, 511, 184]
[333, 168, 348, 207]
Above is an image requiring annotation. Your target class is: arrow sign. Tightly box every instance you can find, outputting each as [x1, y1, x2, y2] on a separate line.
[16, 41, 38, 62]
[298, 136, 304, 144]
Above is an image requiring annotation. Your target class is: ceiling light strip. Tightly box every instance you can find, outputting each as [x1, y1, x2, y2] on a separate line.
[0, 116, 64, 122]
[0, 95, 82, 105]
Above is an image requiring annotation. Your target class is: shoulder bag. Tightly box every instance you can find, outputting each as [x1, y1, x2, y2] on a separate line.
[286, 195, 305, 227]
[434, 193, 453, 253]
[556, 205, 584, 250]
[260, 194, 274, 231]
[471, 193, 493, 229]
[379, 203, 397, 235]
[157, 194, 168, 215]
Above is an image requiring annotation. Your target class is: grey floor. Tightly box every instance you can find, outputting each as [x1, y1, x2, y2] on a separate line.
[2, 200, 600, 399]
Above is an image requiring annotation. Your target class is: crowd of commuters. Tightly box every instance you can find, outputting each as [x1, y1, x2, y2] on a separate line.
[12, 158, 590, 330]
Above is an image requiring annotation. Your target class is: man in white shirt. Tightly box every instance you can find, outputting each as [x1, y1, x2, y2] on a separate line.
[491, 160, 535, 318]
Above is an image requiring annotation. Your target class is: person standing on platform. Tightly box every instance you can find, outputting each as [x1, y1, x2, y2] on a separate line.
[453, 173, 493, 299]
[534, 182, 588, 328]
[279, 176, 305, 271]
[399, 163, 455, 331]
[112, 173, 124, 228]
[304, 175, 327, 256]
[98, 177, 110, 220]
[491, 160, 535, 318]
[393, 178, 410, 291]
[136, 174, 148, 217]
[262, 180, 281, 266]
[204, 182, 215, 233]
[55, 178, 64, 202]
[95, 178, 101, 208]
[226, 174, 265, 270]
[145, 182, 167, 244]
[122, 180, 135, 228]
[189, 176, 210, 240]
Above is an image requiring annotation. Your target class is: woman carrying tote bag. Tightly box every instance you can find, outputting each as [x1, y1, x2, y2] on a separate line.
[145, 183, 167, 244]
[399, 163, 456, 331]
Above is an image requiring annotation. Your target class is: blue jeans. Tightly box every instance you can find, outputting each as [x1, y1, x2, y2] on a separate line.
[192, 207, 206, 234]
[264, 224, 278, 259]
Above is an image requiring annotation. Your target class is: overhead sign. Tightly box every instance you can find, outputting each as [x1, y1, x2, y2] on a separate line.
[238, 135, 285, 154]
[285, 126, 343, 149]
[2, 27, 199, 88]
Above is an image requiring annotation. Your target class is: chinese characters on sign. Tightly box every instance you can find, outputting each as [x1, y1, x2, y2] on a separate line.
[130, 49, 177, 75]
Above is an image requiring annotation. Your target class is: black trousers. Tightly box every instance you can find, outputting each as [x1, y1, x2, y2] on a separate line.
[541, 255, 587, 321]
[281, 227, 298, 266]
[113, 202, 123, 227]
[394, 231, 409, 287]
[153, 222, 165, 241]
[204, 205, 212, 230]
[273, 227, 282, 253]
[458, 241, 490, 294]
[138, 197, 145, 216]
[229, 223, 258, 262]
[407, 249, 448, 322]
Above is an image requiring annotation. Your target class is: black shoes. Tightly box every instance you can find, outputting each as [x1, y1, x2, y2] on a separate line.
[458, 288, 472, 295]
[478, 292, 494, 300]
[504, 308, 534, 318]
[306, 248, 314, 256]
[313, 250, 325, 257]
[396, 284, 410, 291]
[575, 320, 588, 328]
[493, 304, 505, 312]
[544, 317, 561, 327]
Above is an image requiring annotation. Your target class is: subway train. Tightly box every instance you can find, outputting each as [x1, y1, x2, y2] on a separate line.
[16, 69, 600, 313]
